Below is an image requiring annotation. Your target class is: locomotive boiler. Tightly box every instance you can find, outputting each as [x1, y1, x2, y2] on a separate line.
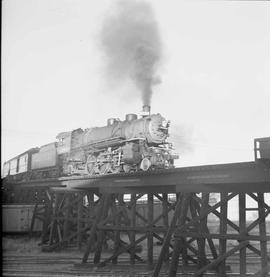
[3, 106, 178, 180]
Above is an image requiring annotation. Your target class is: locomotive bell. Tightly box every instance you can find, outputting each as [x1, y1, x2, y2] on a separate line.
[125, 114, 138, 121]
[107, 118, 116, 126]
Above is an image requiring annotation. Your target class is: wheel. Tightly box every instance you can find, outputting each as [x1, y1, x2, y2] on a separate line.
[68, 164, 74, 175]
[99, 163, 110, 175]
[86, 155, 96, 175]
[123, 164, 131, 173]
[111, 165, 121, 174]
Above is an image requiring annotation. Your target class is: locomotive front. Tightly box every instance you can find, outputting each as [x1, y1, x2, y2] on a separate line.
[67, 105, 178, 175]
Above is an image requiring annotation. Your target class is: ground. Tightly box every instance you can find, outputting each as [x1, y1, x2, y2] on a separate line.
[2, 234, 270, 276]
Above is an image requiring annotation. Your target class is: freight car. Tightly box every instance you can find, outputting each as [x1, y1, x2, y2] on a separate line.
[3, 148, 39, 181]
[2, 204, 43, 233]
[3, 106, 178, 181]
[3, 144, 60, 181]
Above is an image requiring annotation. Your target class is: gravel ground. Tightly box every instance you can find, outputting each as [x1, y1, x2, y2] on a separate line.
[2, 235, 270, 276]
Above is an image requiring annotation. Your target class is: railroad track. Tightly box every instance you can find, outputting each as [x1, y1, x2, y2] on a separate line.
[16, 159, 270, 184]
[3, 254, 270, 277]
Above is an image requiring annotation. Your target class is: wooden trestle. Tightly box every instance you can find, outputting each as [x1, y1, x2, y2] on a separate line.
[3, 161, 270, 276]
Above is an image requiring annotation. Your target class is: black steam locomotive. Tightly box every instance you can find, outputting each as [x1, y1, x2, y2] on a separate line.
[3, 106, 178, 181]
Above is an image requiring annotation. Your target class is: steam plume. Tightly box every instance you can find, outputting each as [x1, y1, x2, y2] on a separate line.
[170, 124, 194, 155]
[99, 0, 162, 105]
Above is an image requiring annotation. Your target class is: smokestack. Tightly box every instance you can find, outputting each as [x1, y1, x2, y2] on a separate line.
[142, 105, 151, 117]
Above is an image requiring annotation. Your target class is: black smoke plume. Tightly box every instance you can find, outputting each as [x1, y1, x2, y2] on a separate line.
[99, 0, 162, 105]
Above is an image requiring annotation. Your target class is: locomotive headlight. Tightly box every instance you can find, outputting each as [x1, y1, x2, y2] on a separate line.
[159, 120, 170, 132]
[164, 120, 170, 128]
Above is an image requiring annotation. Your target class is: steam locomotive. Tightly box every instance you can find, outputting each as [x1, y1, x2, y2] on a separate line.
[3, 106, 178, 181]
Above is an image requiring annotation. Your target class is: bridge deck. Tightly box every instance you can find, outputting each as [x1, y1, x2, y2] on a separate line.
[8, 160, 270, 193]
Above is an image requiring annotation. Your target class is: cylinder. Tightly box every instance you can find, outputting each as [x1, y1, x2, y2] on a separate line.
[125, 114, 138, 121]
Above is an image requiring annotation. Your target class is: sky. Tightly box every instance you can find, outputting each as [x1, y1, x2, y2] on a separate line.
[2, 0, 270, 169]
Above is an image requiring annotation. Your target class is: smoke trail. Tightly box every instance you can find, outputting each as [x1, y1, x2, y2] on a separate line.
[99, 0, 162, 105]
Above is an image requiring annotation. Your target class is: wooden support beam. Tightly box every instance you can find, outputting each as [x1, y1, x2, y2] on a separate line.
[246, 209, 270, 233]
[82, 194, 107, 264]
[29, 203, 38, 236]
[248, 193, 270, 210]
[130, 193, 136, 265]
[198, 193, 209, 270]
[97, 209, 123, 227]
[118, 196, 132, 226]
[98, 234, 147, 267]
[162, 193, 169, 266]
[38, 189, 53, 244]
[165, 192, 237, 277]
[258, 193, 268, 277]
[87, 192, 94, 221]
[194, 192, 270, 266]
[189, 196, 202, 267]
[155, 193, 176, 210]
[193, 241, 249, 277]
[77, 193, 84, 249]
[94, 194, 111, 264]
[45, 221, 93, 251]
[174, 193, 237, 237]
[218, 192, 228, 275]
[111, 195, 120, 265]
[147, 193, 154, 266]
[151, 201, 176, 228]
[153, 193, 184, 277]
[168, 193, 191, 277]
[153, 232, 199, 262]
[193, 194, 240, 232]
[168, 238, 183, 277]
[36, 187, 268, 276]
[103, 231, 144, 265]
[191, 195, 218, 260]
[246, 244, 270, 263]
[174, 232, 270, 241]
[135, 193, 145, 201]
[239, 193, 246, 275]
[49, 192, 62, 245]
[63, 194, 71, 242]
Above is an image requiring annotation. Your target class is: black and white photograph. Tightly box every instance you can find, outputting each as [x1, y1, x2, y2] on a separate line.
[2, 0, 270, 276]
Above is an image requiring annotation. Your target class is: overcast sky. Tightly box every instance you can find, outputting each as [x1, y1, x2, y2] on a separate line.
[2, 0, 270, 169]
